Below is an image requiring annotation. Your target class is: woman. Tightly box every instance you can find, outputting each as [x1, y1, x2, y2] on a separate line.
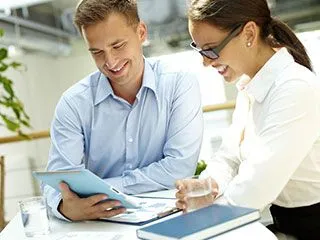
[175, 0, 320, 239]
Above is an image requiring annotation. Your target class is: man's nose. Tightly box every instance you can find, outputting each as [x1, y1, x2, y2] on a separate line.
[104, 53, 118, 69]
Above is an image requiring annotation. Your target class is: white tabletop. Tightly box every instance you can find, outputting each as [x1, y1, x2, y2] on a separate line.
[0, 190, 277, 240]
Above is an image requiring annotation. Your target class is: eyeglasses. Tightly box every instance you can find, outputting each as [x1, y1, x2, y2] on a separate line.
[190, 24, 243, 60]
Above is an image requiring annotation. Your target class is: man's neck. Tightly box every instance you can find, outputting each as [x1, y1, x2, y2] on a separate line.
[113, 80, 142, 105]
[112, 65, 144, 105]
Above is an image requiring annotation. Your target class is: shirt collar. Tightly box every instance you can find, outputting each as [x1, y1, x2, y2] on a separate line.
[94, 72, 113, 106]
[137, 58, 158, 101]
[237, 48, 295, 103]
[94, 58, 158, 106]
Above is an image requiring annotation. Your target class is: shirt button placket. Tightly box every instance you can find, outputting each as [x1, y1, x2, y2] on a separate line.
[126, 111, 134, 170]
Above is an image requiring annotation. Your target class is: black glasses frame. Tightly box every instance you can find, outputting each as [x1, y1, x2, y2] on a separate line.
[190, 24, 243, 60]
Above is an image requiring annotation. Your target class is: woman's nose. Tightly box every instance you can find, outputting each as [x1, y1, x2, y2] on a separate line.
[202, 56, 216, 67]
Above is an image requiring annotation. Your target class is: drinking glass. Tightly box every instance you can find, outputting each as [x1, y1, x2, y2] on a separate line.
[185, 176, 214, 212]
[19, 196, 50, 237]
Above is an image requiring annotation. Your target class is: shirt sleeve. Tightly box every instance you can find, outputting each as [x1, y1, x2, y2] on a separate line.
[104, 71, 204, 194]
[42, 95, 85, 220]
[224, 80, 320, 209]
[200, 92, 246, 196]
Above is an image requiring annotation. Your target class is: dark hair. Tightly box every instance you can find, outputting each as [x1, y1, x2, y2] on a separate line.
[74, 0, 140, 32]
[188, 0, 312, 71]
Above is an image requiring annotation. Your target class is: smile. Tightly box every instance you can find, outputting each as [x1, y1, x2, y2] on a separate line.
[215, 65, 228, 75]
[108, 61, 128, 73]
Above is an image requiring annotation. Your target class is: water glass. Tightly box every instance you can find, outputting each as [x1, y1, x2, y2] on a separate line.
[185, 176, 214, 212]
[19, 196, 50, 237]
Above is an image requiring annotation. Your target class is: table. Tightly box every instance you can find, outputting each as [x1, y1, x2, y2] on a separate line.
[0, 190, 277, 240]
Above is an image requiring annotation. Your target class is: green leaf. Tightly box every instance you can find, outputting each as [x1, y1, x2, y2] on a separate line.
[0, 48, 8, 61]
[10, 62, 22, 69]
[0, 28, 31, 135]
[0, 64, 8, 72]
[21, 119, 31, 127]
[195, 160, 207, 176]
[2, 79, 14, 97]
[0, 115, 20, 131]
[13, 108, 21, 119]
[0, 100, 11, 107]
[17, 130, 31, 140]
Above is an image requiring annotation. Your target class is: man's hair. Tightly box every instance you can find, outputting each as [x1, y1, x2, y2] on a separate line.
[74, 0, 140, 32]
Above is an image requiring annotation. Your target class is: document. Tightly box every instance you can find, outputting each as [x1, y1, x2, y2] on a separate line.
[103, 198, 180, 224]
[56, 232, 124, 240]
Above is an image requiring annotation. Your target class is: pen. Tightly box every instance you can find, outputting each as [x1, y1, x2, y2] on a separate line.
[157, 207, 180, 218]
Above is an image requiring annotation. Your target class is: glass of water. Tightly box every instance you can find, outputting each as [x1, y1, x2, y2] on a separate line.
[19, 196, 50, 237]
[185, 176, 214, 212]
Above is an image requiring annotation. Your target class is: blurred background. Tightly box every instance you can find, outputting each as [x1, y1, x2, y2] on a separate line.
[0, 0, 319, 225]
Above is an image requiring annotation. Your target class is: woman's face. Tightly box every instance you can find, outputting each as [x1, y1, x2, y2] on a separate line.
[188, 20, 247, 83]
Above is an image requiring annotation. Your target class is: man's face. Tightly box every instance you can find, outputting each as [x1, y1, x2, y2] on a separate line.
[82, 13, 147, 87]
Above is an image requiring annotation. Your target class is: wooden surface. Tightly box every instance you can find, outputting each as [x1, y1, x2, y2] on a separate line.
[202, 100, 236, 113]
[0, 131, 50, 145]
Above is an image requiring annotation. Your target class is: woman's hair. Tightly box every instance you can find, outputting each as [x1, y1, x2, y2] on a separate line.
[74, 0, 140, 32]
[188, 0, 312, 71]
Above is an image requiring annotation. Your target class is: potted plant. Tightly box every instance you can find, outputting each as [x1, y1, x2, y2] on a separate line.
[0, 28, 31, 230]
[0, 29, 30, 134]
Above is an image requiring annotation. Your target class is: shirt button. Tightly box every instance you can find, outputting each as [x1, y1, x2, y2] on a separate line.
[128, 137, 133, 143]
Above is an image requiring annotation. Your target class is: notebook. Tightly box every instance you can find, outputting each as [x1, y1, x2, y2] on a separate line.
[33, 169, 180, 224]
[136, 204, 260, 239]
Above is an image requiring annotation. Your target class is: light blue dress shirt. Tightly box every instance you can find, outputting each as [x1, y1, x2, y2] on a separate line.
[44, 57, 203, 220]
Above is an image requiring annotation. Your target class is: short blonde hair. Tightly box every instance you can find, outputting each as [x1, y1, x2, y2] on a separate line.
[74, 0, 140, 31]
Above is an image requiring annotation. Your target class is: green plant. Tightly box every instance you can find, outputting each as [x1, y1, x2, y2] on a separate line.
[0, 29, 30, 134]
[195, 160, 207, 176]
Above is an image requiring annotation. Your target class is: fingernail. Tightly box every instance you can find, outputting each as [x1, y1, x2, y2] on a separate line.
[103, 195, 108, 200]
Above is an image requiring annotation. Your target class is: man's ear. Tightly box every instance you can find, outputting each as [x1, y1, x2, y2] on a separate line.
[241, 21, 259, 48]
[137, 21, 147, 43]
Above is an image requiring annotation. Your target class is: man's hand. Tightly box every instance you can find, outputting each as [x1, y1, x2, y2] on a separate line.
[175, 177, 219, 212]
[58, 182, 126, 221]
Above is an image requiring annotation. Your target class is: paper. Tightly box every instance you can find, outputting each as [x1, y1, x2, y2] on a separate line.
[56, 231, 124, 240]
[103, 198, 178, 223]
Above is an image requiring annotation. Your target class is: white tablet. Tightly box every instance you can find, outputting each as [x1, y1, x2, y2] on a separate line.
[33, 169, 140, 209]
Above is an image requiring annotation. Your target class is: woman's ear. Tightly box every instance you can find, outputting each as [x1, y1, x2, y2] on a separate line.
[241, 21, 259, 48]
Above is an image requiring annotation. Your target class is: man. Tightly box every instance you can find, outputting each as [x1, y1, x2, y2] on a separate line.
[44, 0, 203, 221]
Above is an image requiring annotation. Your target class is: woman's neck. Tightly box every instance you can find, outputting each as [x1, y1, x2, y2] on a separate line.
[247, 44, 276, 79]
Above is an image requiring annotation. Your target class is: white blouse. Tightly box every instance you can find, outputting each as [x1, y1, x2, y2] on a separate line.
[202, 48, 320, 209]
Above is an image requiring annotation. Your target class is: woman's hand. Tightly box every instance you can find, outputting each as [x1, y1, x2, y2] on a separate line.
[175, 177, 219, 212]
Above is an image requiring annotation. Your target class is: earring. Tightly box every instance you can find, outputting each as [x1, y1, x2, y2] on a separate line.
[246, 42, 252, 47]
